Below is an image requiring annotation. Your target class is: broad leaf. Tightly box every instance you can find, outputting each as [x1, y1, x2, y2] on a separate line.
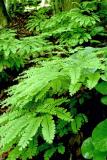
[81, 137, 94, 159]
[101, 96, 107, 105]
[57, 144, 65, 154]
[93, 150, 106, 160]
[92, 119, 107, 152]
[96, 82, 107, 95]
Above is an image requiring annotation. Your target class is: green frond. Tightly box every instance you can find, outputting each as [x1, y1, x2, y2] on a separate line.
[6, 139, 38, 160]
[36, 98, 68, 114]
[55, 107, 72, 122]
[1, 47, 106, 110]
[18, 116, 42, 150]
[6, 146, 21, 160]
[69, 67, 81, 84]
[71, 113, 88, 134]
[0, 46, 107, 159]
[0, 29, 53, 73]
[49, 76, 70, 95]
[42, 115, 55, 144]
[26, 6, 102, 47]
[37, 143, 50, 153]
[69, 83, 82, 96]
[0, 1, 107, 159]
[19, 139, 38, 160]
[56, 120, 69, 137]
[44, 147, 57, 160]
[0, 114, 33, 147]
[0, 140, 17, 156]
[0, 109, 25, 125]
[57, 143, 65, 154]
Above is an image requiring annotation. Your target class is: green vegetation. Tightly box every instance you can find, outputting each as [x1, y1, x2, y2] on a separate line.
[0, 0, 107, 159]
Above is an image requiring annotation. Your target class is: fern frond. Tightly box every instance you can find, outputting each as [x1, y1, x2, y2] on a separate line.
[0, 29, 54, 72]
[19, 138, 38, 160]
[55, 107, 72, 122]
[69, 67, 81, 84]
[38, 143, 50, 153]
[6, 146, 21, 160]
[69, 83, 82, 96]
[6, 139, 38, 160]
[41, 115, 55, 144]
[18, 116, 42, 150]
[57, 143, 65, 154]
[0, 109, 26, 125]
[0, 114, 33, 147]
[36, 98, 68, 114]
[44, 147, 57, 160]
[71, 113, 88, 134]
[56, 120, 69, 137]
[0, 111, 16, 125]
[48, 76, 70, 95]
[0, 47, 106, 159]
[0, 140, 17, 157]
[2, 47, 106, 109]
[26, 7, 102, 47]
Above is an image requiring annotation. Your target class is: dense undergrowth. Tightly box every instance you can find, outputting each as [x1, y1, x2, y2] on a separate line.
[0, 0, 107, 160]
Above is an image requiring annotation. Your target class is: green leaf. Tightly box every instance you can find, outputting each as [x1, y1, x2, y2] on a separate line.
[101, 96, 107, 105]
[81, 137, 94, 159]
[96, 82, 107, 95]
[71, 119, 77, 134]
[44, 148, 57, 160]
[57, 144, 65, 154]
[42, 115, 55, 144]
[79, 97, 84, 105]
[93, 150, 106, 160]
[92, 119, 107, 152]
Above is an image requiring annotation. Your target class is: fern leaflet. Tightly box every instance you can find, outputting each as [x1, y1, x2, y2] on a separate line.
[42, 115, 55, 144]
